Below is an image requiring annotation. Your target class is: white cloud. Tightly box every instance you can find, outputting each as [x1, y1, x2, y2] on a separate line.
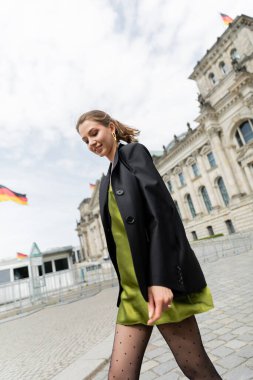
[0, 0, 252, 259]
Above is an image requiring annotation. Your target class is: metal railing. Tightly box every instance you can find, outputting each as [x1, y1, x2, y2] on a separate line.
[192, 230, 253, 263]
[0, 230, 252, 318]
[0, 261, 117, 317]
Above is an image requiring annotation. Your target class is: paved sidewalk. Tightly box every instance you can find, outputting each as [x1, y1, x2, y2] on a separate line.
[0, 250, 252, 379]
[0, 286, 119, 380]
[92, 250, 253, 380]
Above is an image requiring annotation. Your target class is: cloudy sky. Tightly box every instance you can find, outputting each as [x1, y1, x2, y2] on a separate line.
[0, 0, 252, 260]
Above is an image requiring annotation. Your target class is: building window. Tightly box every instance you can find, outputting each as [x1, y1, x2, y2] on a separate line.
[0, 269, 11, 284]
[201, 186, 213, 213]
[208, 72, 217, 85]
[192, 231, 198, 240]
[219, 61, 228, 75]
[167, 180, 173, 193]
[235, 120, 253, 146]
[14, 266, 29, 280]
[77, 249, 82, 262]
[178, 172, 185, 186]
[230, 48, 240, 61]
[38, 261, 53, 276]
[192, 163, 200, 177]
[207, 152, 216, 168]
[55, 258, 69, 271]
[174, 200, 182, 219]
[225, 219, 235, 234]
[217, 177, 230, 206]
[207, 226, 214, 236]
[235, 130, 244, 147]
[186, 194, 196, 218]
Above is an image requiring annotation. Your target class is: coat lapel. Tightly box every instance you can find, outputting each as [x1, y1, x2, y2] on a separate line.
[99, 142, 124, 227]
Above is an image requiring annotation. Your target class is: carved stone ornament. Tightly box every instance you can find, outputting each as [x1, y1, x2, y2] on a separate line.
[163, 174, 170, 182]
[187, 122, 193, 132]
[206, 126, 222, 138]
[231, 58, 247, 73]
[237, 141, 253, 163]
[185, 156, 195, 166]
[244, 94, 253, 109]
[199, 144, 211, 156]
[197, 93, 214, 111]
[173, 165, 182, 175]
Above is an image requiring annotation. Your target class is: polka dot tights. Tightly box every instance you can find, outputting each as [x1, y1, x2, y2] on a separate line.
[108, 316, 221, 379]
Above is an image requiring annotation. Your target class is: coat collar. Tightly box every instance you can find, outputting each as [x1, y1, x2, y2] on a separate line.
[106, 142, 125, 177]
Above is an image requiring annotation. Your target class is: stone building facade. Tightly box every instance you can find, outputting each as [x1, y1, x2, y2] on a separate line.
[76, 14, 253, 260]
[76, 181, 108, 261]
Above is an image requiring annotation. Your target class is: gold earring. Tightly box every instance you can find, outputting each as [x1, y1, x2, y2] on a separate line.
[112, 131, 117, 141]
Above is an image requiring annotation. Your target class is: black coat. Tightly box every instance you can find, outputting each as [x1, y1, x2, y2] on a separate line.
[99, 142, 206, 307]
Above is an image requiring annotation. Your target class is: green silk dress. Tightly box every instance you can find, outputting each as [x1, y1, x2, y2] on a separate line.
[108, 183, 214, 326]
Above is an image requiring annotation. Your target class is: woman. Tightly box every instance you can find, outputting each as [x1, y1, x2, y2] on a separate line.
[76, 110, 221, 380]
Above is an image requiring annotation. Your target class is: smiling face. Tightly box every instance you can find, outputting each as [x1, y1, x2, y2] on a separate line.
[78, 119, 118, 161]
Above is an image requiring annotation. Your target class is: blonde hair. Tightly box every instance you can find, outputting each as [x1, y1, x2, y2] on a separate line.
[76, 110, 140, 143]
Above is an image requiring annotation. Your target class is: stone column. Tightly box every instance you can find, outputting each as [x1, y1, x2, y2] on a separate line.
[78, 234, 86, 261]
[244, 165, 253, 192]
[82, 229, 91, 261]
[95, 214, 104, 259]
[89, 224, 98, 260]
[98, 216, 109, 257]
[207, 126, 241, 201]
[227, 145, 251, 194]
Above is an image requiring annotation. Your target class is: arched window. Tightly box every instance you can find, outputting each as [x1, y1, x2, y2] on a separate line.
[186, 194, 196, 218]
[208, 72, 217, 85]
[174, 200, 182, 219]
[219, 61, 228, 75]
[192, 162, 200, 177]
[207, 151, 217, 168]
[235, 120, 253, 146]
[230, 48, 240, 60]
[178, 172, 186, 186]
[217, 177, 229, 206]
[201, 186, 213, 212]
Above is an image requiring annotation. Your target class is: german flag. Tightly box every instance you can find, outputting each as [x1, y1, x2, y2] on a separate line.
[16, 252, 28, 260]
[89, 183, 96, 191]
[0, 185, 28, 205]
[220, 13, 234, 25]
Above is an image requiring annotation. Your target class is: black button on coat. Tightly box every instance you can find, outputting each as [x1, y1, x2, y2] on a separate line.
[99, 142, 206, 307]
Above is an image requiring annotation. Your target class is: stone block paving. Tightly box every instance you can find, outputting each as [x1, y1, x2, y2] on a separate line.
[0, 286, 119, 380]
[0, 251, 252, 379]
[93, 251, 253, 380]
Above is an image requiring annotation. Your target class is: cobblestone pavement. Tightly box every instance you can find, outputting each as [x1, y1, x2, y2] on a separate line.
[0, 251, 252, 380]
[93, 251, 253, 380]
[0, 286, 119, 380]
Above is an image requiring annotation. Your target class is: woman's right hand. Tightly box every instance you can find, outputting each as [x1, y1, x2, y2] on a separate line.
[147, 285, 173, 325]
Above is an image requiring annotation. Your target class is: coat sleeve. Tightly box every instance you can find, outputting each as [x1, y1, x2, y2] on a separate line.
[122, 142, 193, 290]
